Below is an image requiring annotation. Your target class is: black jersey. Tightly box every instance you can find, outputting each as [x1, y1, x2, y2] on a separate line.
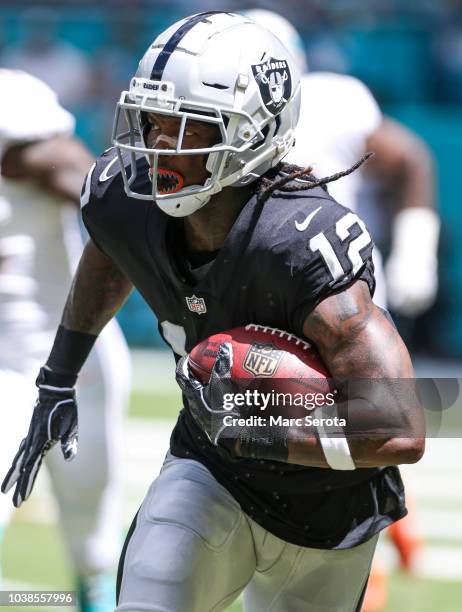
[82, 148, 406, 549]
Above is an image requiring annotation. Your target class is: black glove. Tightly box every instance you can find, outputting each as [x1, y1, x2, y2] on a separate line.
[176, 343, 241, 456]
[1, 366, 78, 507]
[176, 343, 289, 462]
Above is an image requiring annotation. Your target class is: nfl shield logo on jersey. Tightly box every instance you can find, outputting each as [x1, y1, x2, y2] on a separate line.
[186, 295, 207, 315]
[243, 342, 283, 376]
[251, 57, 292, 115]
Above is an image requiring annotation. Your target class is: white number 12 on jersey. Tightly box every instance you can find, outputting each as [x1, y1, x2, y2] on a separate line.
[309, 212, 372, 282]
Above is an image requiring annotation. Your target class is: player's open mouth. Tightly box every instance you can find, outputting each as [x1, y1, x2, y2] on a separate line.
[151, 168, 185, 194]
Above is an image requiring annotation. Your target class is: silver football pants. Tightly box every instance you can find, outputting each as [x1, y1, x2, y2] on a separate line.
[116, 452, 378, 612]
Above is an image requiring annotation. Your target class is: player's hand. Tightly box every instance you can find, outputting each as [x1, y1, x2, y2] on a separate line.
[176, 343, 289, 462]
[1, 367, 78, 507]
[176, 343, 242, 455]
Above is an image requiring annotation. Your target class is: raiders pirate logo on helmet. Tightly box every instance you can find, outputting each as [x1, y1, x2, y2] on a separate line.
[251, 56, 292, 115]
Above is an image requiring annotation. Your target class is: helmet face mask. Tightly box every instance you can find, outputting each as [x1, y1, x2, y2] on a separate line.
[112, 12, 301, 217]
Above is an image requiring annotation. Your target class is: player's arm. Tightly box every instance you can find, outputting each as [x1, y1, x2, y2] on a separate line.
[366, 118, 440, 315]
[225, 280, 425, 469]
[288, 279, 425, 468]
[176, 279, 425, 469]
[227, 280, 424, 468]
[1, 135, 93, 205]
[1, 239, 132, 507]
[61, 238, 133, 333]
[366, 117, 435, 213]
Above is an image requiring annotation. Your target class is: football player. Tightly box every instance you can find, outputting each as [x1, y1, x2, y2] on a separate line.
[1, 15, 424, 612]
[0, 69, 130, 612]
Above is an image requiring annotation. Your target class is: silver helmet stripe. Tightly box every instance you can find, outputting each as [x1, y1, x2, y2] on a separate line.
[150, 11, 226, 81]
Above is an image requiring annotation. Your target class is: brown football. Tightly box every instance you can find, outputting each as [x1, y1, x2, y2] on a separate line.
[188, 324, 333, 399]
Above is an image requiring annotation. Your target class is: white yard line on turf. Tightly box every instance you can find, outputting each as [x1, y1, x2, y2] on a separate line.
[378, 540, 462, 580]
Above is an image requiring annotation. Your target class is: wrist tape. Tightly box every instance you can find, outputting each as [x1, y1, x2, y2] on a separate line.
[316, 405, 356, 470]
[46, 325, 98, 378]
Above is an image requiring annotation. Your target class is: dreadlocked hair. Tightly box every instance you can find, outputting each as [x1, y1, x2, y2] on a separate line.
[256, 152, 374, 206]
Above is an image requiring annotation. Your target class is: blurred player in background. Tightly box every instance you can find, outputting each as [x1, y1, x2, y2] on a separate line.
[244, 9, 437, 611]
[0, 69, 130, 612]
[244, 9, 440, 320]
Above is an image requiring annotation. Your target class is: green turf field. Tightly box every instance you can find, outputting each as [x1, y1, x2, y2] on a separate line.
[2, 380, 462, 611]
[129, 389, 181, 419]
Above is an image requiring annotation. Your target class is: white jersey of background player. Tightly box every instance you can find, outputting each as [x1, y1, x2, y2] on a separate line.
[245, 10, 440, 317]
[0, 69, 130, 612]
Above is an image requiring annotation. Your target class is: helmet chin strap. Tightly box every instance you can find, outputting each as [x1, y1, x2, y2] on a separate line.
[153, 149, 228, 217]
[155, 181, 223, 217]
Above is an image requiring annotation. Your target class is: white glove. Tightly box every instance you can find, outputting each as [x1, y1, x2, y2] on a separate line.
[385, 207, 440, 316]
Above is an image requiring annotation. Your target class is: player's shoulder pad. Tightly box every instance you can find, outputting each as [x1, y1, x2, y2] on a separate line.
[260, 174, 352, 243]
[256, 173, 374, 279]
[80, 146, 150, 210]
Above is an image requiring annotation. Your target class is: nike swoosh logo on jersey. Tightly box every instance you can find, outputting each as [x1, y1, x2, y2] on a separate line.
[99, 156, 119, 182]
[295, 206, 322, 232]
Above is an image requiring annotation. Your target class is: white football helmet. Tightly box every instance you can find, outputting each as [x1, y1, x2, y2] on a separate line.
[113, 11, 301, 217]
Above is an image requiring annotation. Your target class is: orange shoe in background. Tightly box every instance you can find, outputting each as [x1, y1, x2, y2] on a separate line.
[362, 558, 388, 612]
[388, 511, 424, 572]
